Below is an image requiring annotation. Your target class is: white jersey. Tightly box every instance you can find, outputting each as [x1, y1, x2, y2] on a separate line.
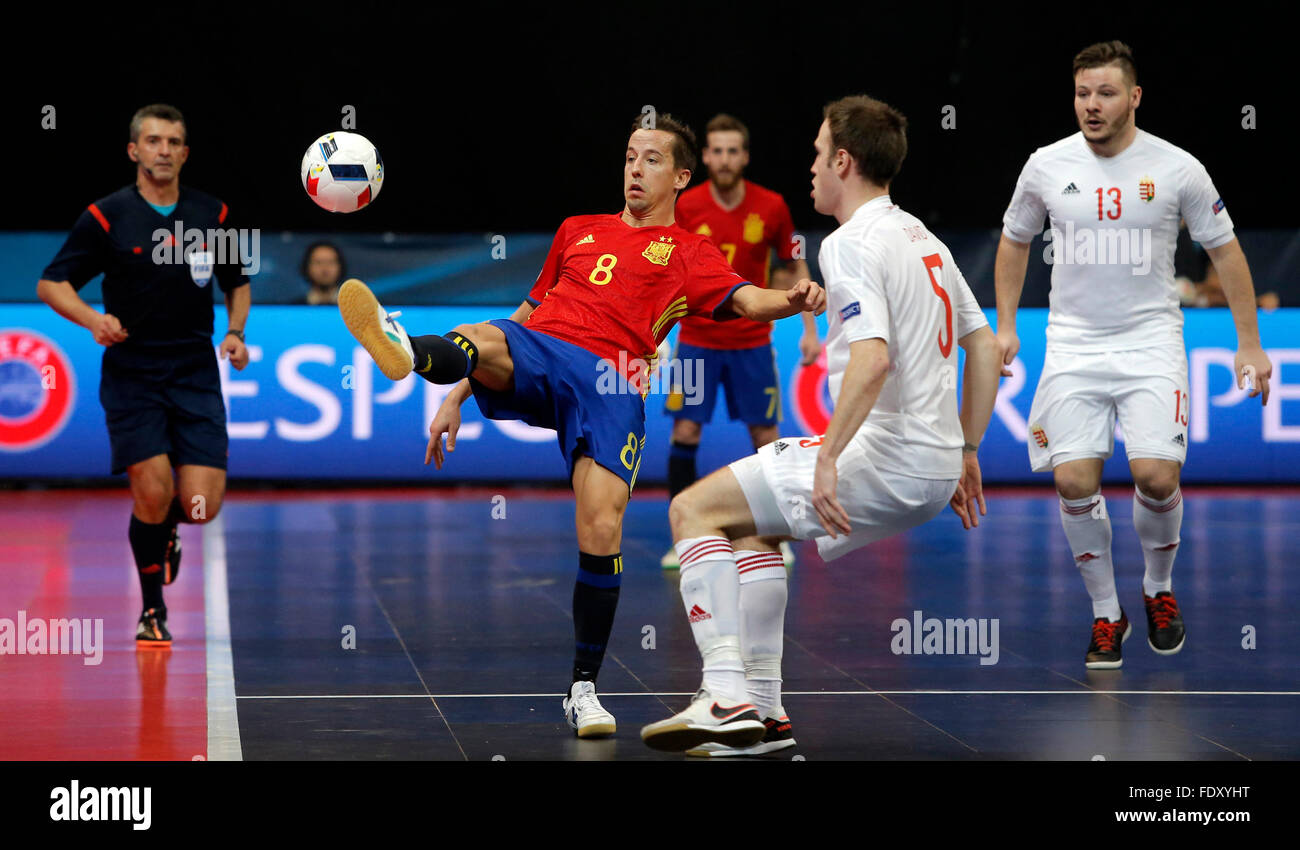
[819, 196, 988, 479]
[1002, 129, 1235, 352]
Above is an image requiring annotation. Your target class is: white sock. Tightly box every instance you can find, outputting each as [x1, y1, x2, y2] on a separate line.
[735, 549, 787, 718]
[1059, 493, 1120, 621]
[676, 536, 745, 703]
[1133, 487, 1183, 596]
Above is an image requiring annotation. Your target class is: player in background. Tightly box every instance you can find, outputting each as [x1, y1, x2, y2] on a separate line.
[337, 113, 825, 739]
[641, 96, 1002, 755]
[37, 104, 251, 646]
[995, 41, 1272, 669]
[659, 114, 820, 571]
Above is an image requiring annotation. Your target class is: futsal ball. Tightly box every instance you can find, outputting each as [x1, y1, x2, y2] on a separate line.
[300, 132, 384, 213]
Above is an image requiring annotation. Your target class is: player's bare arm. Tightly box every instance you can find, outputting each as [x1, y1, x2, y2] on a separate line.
[220, 283, 251, 370]
[770, 259, 821, 364]
[36, 278, 128, 346]
[950, 325, 1001, 529]
[1205, 238, 1272, 404]
[811, 338, 890, 538]
[728, 278, 825, 322]
[425, 299, 536, 467]
[993, 234, 1032, 376]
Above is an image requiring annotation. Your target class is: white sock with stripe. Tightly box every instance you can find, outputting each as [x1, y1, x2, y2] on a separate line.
[735, 549, 787, 719]
[1059, 492, 1120, 621]
[1133, 487, 1183, 595]
[675, 536, 746, 704]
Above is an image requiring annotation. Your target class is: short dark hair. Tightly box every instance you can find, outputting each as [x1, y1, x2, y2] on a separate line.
[130, 104, 187, 144]
[705, 113, 750, 151]
[300, 240, 346, 283]
[822, 95, 907, 186]
[1073, 40, 1137, 87]
[628, 112, 698, 175]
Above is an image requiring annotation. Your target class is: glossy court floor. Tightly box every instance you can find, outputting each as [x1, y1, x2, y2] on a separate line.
[1, 486, 1296, 761]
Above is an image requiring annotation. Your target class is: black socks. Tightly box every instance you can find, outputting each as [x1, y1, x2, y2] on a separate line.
[410, 332, 480, 384]
[128, 514, 169, 612]
[572, 552, 623, 683]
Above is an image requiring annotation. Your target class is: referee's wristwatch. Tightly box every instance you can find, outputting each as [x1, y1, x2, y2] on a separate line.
[225, 329, 245, 343]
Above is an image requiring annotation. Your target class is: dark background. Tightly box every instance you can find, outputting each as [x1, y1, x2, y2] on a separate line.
[4, 5, 1289, 234]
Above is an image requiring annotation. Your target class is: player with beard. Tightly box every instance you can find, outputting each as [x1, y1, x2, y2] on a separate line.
[995, 41, 1272, 668]
[659, 114, 820, 571]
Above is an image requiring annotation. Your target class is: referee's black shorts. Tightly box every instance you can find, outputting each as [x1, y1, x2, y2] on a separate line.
[99, 342, 229, 475]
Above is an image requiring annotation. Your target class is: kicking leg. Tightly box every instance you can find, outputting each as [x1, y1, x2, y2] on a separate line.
[338, 278, 513, 385]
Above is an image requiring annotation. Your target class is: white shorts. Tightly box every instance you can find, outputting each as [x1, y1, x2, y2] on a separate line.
[729, 435, 957, 562]
[1026, 343, 1189, 473]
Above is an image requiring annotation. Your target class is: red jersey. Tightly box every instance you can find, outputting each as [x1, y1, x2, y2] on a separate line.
[525, 214, 749, 385]
[674, 180, 797, 349]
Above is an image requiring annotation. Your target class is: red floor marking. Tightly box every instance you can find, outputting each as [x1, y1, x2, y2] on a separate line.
[0, 491, 207, 760]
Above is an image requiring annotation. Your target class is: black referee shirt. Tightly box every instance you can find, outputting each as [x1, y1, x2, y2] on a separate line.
[42, 184, 250, 347]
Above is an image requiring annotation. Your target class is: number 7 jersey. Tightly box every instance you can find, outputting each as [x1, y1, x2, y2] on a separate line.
[820, 196, 987, 479]
[525, 214, 750, 382]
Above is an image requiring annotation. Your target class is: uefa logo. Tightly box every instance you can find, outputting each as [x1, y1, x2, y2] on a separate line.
[0, 329, 76, 452]
[789, 348, 831, 436]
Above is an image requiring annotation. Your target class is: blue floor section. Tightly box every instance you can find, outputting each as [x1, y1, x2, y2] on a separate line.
[224, 489, 1300, 760]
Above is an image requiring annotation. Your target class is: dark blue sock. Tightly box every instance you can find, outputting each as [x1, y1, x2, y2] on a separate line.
[668, 439, 699, 499]
[410, 331, 479, 384]
[572, 552, 623, 683]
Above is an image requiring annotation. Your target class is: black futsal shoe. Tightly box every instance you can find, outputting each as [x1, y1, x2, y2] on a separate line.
[1085, 609, 1131, 669]
[135, 607, 172, 648]
[1143, 591, 1186, 655]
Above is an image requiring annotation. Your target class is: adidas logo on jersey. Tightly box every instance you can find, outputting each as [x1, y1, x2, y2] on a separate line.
[773, 440, 789, 455]
[688, 604, 712, 623]
[1171, 433, 1186, 447]
[1061, 182, 1080, 195]
[576, 234, 594, 245]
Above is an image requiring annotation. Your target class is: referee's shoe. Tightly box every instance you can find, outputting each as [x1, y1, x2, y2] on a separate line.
[136, 607, 172, 647]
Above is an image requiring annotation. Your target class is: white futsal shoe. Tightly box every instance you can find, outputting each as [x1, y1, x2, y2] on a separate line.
[640, 687, 765, 752]
[338, 278, 415, 380]
[563, 681, 616, 738]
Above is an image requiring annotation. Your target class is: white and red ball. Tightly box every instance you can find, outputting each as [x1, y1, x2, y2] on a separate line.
[300, 131, 383, 213]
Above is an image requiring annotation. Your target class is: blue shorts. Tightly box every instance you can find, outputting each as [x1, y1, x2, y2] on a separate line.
[100, 342, 229, 475]
[664, 341, 782, 426]
[468, 320, 647, 491]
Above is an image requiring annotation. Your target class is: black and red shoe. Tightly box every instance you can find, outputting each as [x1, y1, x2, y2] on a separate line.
[1085, 609, 1131, 669]
[686, 709, 796, 757]
[135, 607, 172, 648]
[1143, 591, 1186, 655]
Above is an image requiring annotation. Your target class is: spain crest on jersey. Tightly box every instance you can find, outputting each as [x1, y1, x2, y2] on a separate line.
[1139, 176, 1155, 203]
[742, 213, 765, 244]
[643, 236, 676, 266]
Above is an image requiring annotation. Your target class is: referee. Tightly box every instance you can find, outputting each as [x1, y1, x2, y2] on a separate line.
[37, 104, 251, 646]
